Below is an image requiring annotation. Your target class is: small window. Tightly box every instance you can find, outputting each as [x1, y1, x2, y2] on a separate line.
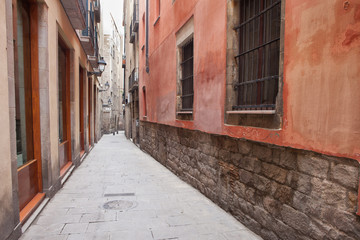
[180, 39, 194, 111]
[233, 0, 281, 111]
[176, 17, 194, 120]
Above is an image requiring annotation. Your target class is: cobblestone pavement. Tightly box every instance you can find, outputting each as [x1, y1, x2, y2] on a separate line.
[20, 133, 262, 240]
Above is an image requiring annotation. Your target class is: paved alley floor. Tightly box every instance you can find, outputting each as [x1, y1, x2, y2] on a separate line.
[20, 133, 262, 240]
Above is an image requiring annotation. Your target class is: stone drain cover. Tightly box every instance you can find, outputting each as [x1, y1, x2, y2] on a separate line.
[102, 200, 137, 211]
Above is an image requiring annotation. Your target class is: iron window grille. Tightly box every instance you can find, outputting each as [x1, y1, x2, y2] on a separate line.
[133, 0, 139, 32]
[129, 68, 139, 90]
[180, 39, 194, 111]
[78, 0, 86, 24]
[233, 0, 281, 111]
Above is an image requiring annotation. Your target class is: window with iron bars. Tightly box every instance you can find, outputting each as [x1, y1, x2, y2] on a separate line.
[180, 39, 194, 111]
[233, 0, 281, 111]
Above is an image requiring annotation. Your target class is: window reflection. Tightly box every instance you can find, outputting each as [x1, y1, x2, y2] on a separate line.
[58, 42, 67, 143]
[15, 0, 34, 168]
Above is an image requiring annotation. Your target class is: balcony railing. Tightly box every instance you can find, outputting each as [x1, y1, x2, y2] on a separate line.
[81, 10, 95, 56]
[93, 0, 100, 23]
[129, 21, 135, 43]
[89, 26, 99, 68]
[61, 0, 86, 30]
[129, 68, 139, 91]
[132, 0, 139, 33]
[95, 26, 99, 57]
[79, 0, 86, 23]
[83, 8, 95, 36]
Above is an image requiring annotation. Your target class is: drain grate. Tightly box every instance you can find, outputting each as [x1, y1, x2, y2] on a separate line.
[104, 193, 135, 197]
[103, 200, 137, 211]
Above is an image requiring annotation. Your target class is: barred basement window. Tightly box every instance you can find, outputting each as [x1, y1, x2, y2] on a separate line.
[180, 39, 194, 111]
[233, 0, 281, 111]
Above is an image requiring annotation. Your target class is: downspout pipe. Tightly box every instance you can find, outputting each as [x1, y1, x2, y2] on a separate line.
[146, 0, 149, 73]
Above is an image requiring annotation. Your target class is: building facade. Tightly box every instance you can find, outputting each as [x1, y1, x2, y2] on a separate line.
[100, 16, 124, 134]
[0, 0, 104, 239]
[123, 0, 140, 145]
[136, 0, 360, 239]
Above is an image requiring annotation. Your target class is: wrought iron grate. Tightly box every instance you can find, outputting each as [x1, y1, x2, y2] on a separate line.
[180, 39, 194, 111]
[233, 0, 281, 111]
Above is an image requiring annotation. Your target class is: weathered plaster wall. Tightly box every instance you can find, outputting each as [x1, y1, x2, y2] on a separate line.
[6, 0, 22, 238]
[281, 0, 360, 160]
[124, 0, 140, 141]
[0, 1, 19, 239]
[139, 0, 360, 162]
[0, 0, 12, 237]
[95, 85, 102, 142]
[38, 2, 55, 196]
[44, 0, 90, 181]
[100, 35, 111, 133]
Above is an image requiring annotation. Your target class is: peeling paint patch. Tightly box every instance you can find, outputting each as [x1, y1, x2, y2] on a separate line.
[333, 23, 360, 54]
[343, 27, 360, 46]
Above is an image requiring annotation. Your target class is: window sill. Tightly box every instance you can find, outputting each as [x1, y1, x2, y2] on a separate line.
[176, 111, 193, 115]
[153, 16, 160, 26]
[20, 192, 46, 223]
[227, 110, 276, 115]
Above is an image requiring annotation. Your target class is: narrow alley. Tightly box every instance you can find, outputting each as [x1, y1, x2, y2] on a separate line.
[2, 0, 360, 239]
[20, 134, 262, 240]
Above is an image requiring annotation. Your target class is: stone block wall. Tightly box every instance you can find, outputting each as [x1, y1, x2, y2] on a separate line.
[140, 121, 360, 240]
[101, 112, 111, 134]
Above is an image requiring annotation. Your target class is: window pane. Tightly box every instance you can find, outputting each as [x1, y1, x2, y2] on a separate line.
[234, 0, 281, 110]
[181, 39, 194, 110]
[58, 44, 67, 143]
[15, 0, 33, 168]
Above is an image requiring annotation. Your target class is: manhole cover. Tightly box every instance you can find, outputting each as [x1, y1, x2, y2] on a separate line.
[103, 200, 137, 211]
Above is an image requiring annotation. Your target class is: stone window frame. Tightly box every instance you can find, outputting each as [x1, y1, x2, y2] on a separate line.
[175, 17, 194, 121]
[225, 0, 285, 129]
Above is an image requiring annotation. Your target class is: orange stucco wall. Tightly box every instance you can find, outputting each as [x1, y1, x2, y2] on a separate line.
[139, 0, 360, 162]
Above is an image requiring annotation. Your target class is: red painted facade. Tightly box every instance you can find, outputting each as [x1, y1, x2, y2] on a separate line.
[139, 0, 360, 162]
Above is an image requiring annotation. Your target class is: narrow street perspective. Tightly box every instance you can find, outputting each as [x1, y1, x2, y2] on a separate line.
[1, 0, 360, 239]
[19, 134, 262, 240]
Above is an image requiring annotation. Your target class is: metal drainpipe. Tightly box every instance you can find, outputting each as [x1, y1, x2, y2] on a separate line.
[146, 0, 149, 73]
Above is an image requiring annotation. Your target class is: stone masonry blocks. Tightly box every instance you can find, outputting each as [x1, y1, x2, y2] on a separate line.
[140, 121, 360, 240]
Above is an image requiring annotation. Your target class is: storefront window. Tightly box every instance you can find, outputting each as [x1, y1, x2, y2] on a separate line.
[58, 43, 67, 143]
[15, 0, 33, 167]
